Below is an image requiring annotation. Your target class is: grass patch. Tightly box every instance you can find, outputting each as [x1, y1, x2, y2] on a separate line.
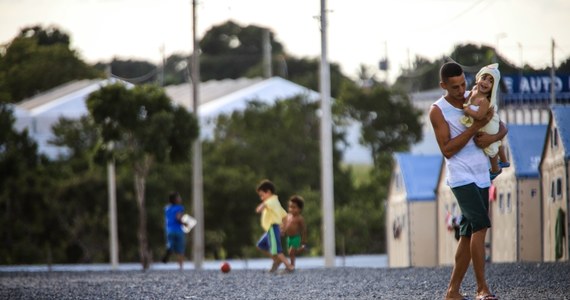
[342, 163, 373, 188]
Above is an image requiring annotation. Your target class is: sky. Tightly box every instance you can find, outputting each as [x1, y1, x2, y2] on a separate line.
[1, 0, 569, 83]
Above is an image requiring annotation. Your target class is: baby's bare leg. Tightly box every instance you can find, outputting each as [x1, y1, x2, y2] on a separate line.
[498, 145, 508, 163]
[490, 155, 500, 173]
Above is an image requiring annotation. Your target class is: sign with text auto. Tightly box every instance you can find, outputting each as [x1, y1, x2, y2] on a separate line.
[503, 74, 570, 94]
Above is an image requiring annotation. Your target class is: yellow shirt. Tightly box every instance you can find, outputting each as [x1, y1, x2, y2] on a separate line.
[260, 195, 287, 231]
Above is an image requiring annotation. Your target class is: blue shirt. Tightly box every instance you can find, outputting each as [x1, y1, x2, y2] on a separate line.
[165, 204, 184, 234]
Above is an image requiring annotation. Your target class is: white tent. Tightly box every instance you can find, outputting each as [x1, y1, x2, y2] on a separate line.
[165, 76, 373, 164]
[13, 79, 126, 159]
[14, 76, 373, 164]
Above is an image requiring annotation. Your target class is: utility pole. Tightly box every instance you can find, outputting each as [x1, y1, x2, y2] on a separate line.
[550, 38, 556, 105]
[159, 44, 165, 86]
[191, 0, 204, 270]
[319, 0, 335, 267]
[384, 41, 389, 84]
[107, 145, 118, 270]
[494, 33, 507, 63]
[407, 48, 411, 72]
[262, 28, 272, 78]
[106, 65, 119, 270]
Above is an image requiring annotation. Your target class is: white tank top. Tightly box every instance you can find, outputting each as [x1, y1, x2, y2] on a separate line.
[434, 96, 491, 188]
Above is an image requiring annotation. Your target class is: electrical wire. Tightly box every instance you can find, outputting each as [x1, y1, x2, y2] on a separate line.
[110, 68, 158, 84]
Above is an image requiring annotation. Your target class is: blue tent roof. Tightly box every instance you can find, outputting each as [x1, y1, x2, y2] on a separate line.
[395, 153, 443, 201]
[507, 125, 547, 178]
[551, 105, 570, 158]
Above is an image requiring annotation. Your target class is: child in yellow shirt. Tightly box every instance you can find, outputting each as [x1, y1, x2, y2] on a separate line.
[255, 179, 295, 273]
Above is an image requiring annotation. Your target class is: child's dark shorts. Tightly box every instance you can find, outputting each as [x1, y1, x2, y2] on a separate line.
[256, 224, 283, 255]
[167, 232, 185, 254]
[451, 183, 491, 237]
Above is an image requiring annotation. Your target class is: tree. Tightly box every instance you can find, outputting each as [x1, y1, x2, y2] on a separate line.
[202, 96, 353, 257]
[393, 55, 442, 92]
[94, 59, 158, 85]
[162, 53, 191, 86]
[0, 25, 101, 103]
[0, 104, 60, 264]
[86, 83, 199, 270]
[49, 115, 110, 263]
[50, 116, 105, 171]
[392, 43, 545, 92]
[281, 56, 350, 99]
[199, 21, 285, 80]
[557, 57, 570, 73]
[335, 82, 423, 253]
[338, 82, 423, 165]
[198, 20, 353, 98]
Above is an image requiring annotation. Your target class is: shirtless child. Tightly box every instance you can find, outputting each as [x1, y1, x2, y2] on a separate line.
[281, 195, 307, 267]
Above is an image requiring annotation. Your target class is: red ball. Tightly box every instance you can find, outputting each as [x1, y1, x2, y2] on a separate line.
[220, 262, 231, 273]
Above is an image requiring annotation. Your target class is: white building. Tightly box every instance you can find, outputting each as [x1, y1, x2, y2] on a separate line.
[13, 77, 372, 164]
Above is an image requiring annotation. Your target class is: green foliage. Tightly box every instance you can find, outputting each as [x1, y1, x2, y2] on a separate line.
[338, 82, 423, 164]
[0, 104, 60, 264]
[201, 164, 258, 259]
[393, 56, 442, 92]
[202, 96, 353, 257]
[392, 43, 570, 92]
[86, 83, 198, 162]
[50, 116, 104, 171]
[49, 169, 109, 263]
[21, 25, 71, 46]
[94, 58, 158, 84]
[0, 104, 40, 171]
[333, 81, 425, 254]
[0, 25, 101, 103]
[9, 23, 550, 264]
[0, 166, 65, 264]
[162, 53, 190, 86]
[279, 56, 350, 99]
[199, 21, 285, 80]
[86, 83, 198, 269]
[336, 195, 385, 254]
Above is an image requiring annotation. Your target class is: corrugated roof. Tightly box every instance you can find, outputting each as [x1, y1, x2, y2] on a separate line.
[17, 79, 103, 111]
[551, 104, 570, 158]
[507, 125, 547, 178]
[11, 76, 370, 163]
[165, 77, 264, 110]
[395, 153, 443, 201]
[198, 77, 320, 118]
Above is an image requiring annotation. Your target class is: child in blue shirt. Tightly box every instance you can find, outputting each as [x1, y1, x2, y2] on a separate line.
[162, 191, 187, 270]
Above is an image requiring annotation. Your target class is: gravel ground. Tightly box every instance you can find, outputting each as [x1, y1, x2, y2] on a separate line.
[1, 262, 569, 299]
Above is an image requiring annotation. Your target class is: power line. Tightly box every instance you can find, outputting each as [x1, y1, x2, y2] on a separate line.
[410, 0, 492, 33]
[110, 68, 158, 84]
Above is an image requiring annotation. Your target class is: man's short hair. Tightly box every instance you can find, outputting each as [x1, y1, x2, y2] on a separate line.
[440, 62, 464, 83]
[256, 179, 275, 194]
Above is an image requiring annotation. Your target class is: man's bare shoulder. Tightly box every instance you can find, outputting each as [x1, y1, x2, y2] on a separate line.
[429, 103, 443, 123]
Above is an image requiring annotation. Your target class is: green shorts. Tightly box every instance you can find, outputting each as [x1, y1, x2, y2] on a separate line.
[286, 234, 302, 249]
[451, 183, 491, 237]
